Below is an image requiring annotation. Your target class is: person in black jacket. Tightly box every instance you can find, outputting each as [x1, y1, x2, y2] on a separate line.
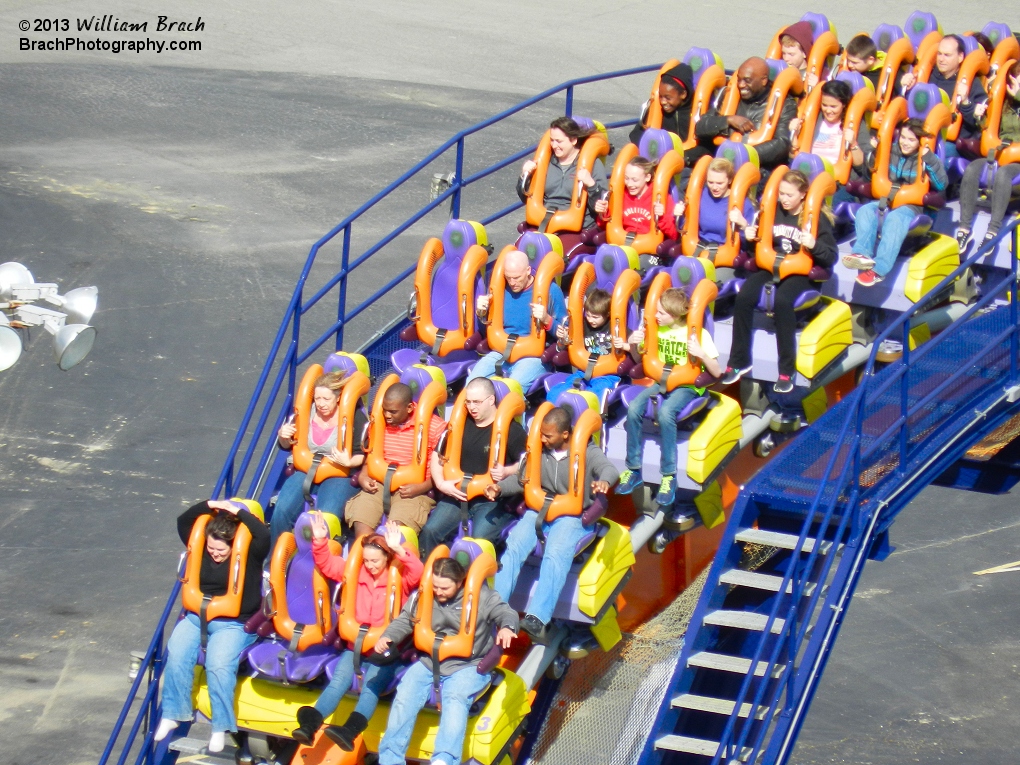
[695, 57, 798, 188]
[721, 170, 837, 394]
[154, 500, 270, 753]
[629, 63, 710, 170]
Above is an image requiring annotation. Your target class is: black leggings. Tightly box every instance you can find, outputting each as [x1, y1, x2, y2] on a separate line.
[959, 161, 1020, 234]
[729, 271, 812, 377]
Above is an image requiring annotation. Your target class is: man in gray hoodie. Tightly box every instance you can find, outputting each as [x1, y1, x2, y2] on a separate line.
[375, 557, 518, 765]
[485, 406, 619, 638]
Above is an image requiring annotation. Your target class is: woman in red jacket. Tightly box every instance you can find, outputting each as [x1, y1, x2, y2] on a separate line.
[292, 518, 423, 750]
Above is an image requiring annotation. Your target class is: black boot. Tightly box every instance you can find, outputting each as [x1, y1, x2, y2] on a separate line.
[292, 706, 324, 745]
[323, 712, 369, 752]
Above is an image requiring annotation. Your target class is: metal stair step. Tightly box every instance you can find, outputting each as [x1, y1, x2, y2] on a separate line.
[655, 734, 752, 761]
[719, 569, 817, 596]
[688, 650, 786, 678]
[735, 527, 830, 554]
[672, 692, 768, 719]
[703, 609, 786, 633]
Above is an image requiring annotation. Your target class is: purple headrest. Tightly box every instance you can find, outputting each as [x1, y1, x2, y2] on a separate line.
[835, 70, 869, 94]
[400, 365, 439, 403]
[788, 153, 828, 183]
[766, 58, 788, 80]
[799, 12, 831, 40]
[593, 244, 633, 290]
[441, 219, 480, 264]
[873, 24, 904, 52]
[449, 538, 484, 569]
[553, 389, 595, 425]
[904, 11, 938, 51]
[982, 22, 1012, 48]
[683, 47, 718, 88]
[491, 379, 512, 403]
[517, 231, 557, 272]
[572, 116, 596, 133]
[906, 84, 943, 120]
[670, 256, 707, 296]
[285, 513, 320, 626]
[638, 128, 679, 163]
[960, 35, 979, 56]
[324, 352, 361, 376]
[715, 139, 755, 170]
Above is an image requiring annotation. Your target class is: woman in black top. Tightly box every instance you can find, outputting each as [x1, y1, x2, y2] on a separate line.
[722, 170, 837, 394]
[154, 500, 270, 753]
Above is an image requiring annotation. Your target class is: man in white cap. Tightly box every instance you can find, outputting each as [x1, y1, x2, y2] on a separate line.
[467, 248, 566, 391]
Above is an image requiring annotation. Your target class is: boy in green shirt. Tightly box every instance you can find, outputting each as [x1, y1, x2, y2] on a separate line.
[615, 288, 721, 506]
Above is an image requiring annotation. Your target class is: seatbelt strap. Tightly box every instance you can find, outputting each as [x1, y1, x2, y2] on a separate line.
[693, 243, 719, 263]
[534, 493, 555, 543]
[431, 635, 444, 707]
[288, 623, 305, 653]
[538, 209, 554, 233]
[583, 353, 599, 382]
[302, 453, 325, 504]
[352, 624, 370, 678]
[459, 475, 472, 535]
[658, 363, 674, 393]
[199, 596, 212, 649]
[425, 328, 448, 363]
[763, 282, 776, 316]
[624, 232, 636, 246]
[496, 334, 518, 377]
[382, 464, 398, 516]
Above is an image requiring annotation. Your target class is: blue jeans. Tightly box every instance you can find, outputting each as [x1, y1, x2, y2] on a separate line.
[270, 470, 359, 548]
[378, 660, 490, 765]
[495, 510, 588, 624]
[853, 203, 915, 277]
[161, 613, 256, 733]
[546, 372, 620, 406]
[313, 649, 396, 720]
[419, 497, 513, 559]
[625, 384, 700, 477]
[467, 351, 548, 392]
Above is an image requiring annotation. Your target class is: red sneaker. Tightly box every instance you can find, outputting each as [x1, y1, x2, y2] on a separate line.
[856, 269, 883, 286]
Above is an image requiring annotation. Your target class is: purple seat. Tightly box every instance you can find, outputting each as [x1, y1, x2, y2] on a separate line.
[247, 513, 341, 684]
[982, 22, 1012, 49]
[637, 128, 681, 165]
[799, 12, 832, 39]
[904, 11, 939, 53]
[835, 71, 868, 94]
[683, 47, 721, 89]
[766, 58, 788, 81]
[323, 352, 362, 377]
[617, 383, 710, 424]
[873, 23, 904, 52]
[391, 346, 477, 380]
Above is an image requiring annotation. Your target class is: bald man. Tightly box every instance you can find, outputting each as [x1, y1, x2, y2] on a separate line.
[695, 57, 798, 180]
[467, 249, 566, 391]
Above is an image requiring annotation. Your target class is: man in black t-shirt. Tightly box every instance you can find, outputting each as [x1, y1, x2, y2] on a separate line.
[421, 378, 527, 558]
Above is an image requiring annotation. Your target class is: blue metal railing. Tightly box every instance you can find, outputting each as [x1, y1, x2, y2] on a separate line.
[97, 63, 660, 765]
[682, 219, 1020, 765]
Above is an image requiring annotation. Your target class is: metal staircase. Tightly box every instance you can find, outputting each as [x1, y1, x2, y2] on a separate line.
[639, 220, 1020, 765]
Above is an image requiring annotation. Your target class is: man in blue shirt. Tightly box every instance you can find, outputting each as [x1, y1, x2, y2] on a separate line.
[467, 249, 566, 391]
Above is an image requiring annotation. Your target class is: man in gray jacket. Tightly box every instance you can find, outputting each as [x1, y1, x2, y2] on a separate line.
[375, 557, 518, 765]
[485, 406, 619, 638]
[695, 57, 798, 185]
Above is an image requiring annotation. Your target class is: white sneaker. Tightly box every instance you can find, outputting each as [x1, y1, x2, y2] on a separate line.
[841, 253, 876, 270]
[153, 718, 178, 742]
[208, 732, 226, 753]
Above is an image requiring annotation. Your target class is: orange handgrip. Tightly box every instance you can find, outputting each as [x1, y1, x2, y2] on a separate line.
[914, 32, 943, 79]
[641, 275, 717, 391]
[292, 364, 371, 483]
[337, 536, 404, 653]
[945, 48, 990, 142]
[442, 388, 527, 499]
[875, 38, 917, 122]
[525, 130, 611, 234]
[181, 513, 254, 622]
[267, 533, 337, 652]
[679, 155, 713, 257]
[606, 148, 684, 254]
[990, 37, 1020, 77]
[871, 97, 951, 208]
[980, 57, 1019, 161]
[364, 373, 448, 489]
[413, 545, 499, 662]
[805, 31, 841, 93]
[685, 66, 729, 149]
[740, 68, 805, 146]
[486, 246, 564, 362]
[565, 262, 640, 377]
[412, 240, 488, 356]
[755, 166, 836, 278]
[642, 59, 682, 134]
[521, 402, 604, 522]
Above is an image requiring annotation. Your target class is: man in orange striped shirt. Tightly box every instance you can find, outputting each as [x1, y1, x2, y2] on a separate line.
[345, 383, 446, 538]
